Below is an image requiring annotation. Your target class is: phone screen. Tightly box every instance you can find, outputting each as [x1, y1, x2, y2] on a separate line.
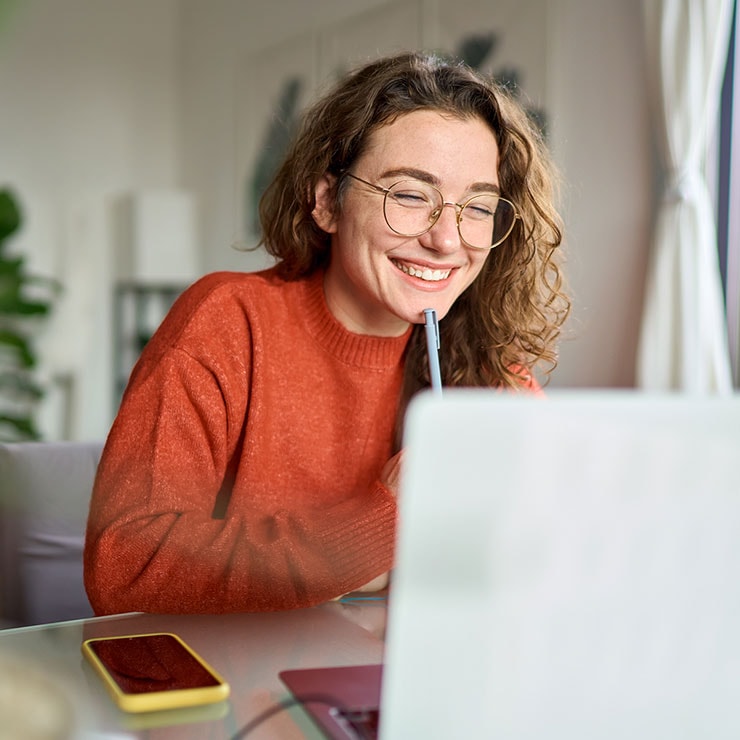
[87, 633, 222, 694]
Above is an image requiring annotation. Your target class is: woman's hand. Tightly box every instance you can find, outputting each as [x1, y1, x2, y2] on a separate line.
[379, 449, 404, 498]
[348, 451, 405, 595]
[353, 571, 390, 592]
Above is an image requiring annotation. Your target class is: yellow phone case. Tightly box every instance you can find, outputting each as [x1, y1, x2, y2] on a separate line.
[81, 632, 230, 713]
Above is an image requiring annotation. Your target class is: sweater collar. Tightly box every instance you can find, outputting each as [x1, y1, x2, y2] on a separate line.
[299, 269, 412, 369]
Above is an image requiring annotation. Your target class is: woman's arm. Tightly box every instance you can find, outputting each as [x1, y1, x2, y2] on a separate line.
[84, 283, 399, 614]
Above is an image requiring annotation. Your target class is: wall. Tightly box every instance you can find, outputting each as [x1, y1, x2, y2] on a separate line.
[0, 0, 182, 440]
[178, 0, 428, 276]
[178, 0, 654, 390]
[0, 0, 653, 440]
[548, 0, 652, 388]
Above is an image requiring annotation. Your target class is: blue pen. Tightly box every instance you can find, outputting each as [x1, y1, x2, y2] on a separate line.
[423, 308, 443, 396]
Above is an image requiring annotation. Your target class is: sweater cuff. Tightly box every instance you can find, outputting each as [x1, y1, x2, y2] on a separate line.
[317, 481, 398, 591]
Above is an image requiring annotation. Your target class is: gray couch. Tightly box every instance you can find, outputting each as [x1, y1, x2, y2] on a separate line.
[0, 441, 103, 628]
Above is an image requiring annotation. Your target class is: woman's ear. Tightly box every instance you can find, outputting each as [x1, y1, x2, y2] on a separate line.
[312, 173, 338, 234]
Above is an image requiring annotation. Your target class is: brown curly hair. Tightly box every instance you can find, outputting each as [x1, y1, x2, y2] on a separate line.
[259, 51, 570, 435]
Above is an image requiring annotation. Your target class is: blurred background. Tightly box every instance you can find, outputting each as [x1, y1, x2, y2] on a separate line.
[0, 0, 737, 442]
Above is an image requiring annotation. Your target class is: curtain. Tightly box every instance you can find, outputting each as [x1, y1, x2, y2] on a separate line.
[636, 0, 734, 393]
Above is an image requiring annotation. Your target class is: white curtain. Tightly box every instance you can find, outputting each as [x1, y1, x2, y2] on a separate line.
[636, 0, 734, 393]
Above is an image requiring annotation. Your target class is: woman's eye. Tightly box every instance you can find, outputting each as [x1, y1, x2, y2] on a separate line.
[392, 190, 430, 206]
[466, 204, 495, 219]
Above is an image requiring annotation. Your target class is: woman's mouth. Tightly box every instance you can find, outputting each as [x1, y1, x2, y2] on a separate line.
[391, 259, 452, 282]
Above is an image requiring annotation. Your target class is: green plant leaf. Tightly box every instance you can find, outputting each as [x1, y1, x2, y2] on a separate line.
[0, 297, 51, 316]
[0, 260, 56, 315]
[0, 186, 54, 442]
[0, 413, 40, 442]
[0, 188, 22, 246]
[0, 254, 24, 274]
[0, 329, 35, 367]
[0, 370, 44, 398]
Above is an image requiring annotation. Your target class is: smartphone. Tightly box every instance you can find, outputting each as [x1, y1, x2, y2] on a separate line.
[81, 632, 230, 713]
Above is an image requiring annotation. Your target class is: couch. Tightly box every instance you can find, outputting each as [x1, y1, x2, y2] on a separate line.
[0, 441, 103, 628]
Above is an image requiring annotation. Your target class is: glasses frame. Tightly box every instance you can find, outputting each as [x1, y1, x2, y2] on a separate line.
[344, 172, 520, 250]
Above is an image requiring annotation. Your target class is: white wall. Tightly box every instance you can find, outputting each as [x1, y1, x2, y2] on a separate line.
[0, 0, 654, 440]
[177, 0, 653, 390]
[0, 0, 182, 440]
[548, 0, 652, 388]
[178, 0, 430, 275]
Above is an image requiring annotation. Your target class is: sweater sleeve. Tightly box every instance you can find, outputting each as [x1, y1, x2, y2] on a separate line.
[84, 289, 398, 615]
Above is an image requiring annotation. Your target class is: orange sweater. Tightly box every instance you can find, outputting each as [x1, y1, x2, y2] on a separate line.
[84, 268, 411, 614]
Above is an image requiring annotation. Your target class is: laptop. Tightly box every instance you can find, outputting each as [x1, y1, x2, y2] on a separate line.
[281, 390, 740, 739]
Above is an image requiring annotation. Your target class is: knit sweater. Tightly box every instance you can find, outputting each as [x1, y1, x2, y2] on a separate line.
[84, 267, 412, 614]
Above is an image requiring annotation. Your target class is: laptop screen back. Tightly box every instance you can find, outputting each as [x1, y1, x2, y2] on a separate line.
[380, 390, 740, 739]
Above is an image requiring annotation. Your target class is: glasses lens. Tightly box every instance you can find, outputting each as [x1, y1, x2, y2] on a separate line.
[382, 180, 517, 249]
[459, 194, 516, 249]
[383, 181, 442, 237]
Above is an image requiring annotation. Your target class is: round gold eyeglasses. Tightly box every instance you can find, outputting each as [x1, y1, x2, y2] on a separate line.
[345, 173, 520, 250]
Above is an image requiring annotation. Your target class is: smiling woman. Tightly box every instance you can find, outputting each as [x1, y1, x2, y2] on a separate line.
[84, 51, 569, 616]
[262, 52, 569, 398]
[313, 111, 501, 336]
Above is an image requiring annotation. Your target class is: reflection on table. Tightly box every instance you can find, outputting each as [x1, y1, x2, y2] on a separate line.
[0, 597, 388, 739]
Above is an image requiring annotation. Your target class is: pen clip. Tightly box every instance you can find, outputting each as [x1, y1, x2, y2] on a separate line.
[423, 308, 443, 396]
[424, 308, 440, 349]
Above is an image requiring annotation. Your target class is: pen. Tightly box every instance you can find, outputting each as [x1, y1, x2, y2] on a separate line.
[423, 308, 443, 396]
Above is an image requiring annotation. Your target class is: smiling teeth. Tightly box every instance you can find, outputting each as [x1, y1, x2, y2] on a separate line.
[393, 261, 451, 282]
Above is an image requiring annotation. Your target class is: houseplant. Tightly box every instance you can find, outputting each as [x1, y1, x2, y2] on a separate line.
[0, 187, 57, 440]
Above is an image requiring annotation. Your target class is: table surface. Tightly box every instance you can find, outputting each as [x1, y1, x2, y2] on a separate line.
[0, 598, 388, 739]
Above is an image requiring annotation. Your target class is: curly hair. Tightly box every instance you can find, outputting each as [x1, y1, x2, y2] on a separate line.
[259, 51, 570, 434]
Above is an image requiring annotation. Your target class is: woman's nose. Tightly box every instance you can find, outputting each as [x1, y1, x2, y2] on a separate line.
[420, 203, 461, 253]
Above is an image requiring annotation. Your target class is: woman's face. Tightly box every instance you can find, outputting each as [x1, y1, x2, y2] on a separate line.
[314, 109, 500, 337]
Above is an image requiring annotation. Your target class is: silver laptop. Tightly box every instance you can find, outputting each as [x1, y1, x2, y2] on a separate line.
[282, 390, 740, 739]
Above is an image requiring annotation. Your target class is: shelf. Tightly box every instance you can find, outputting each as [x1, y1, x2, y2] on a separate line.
[112, 282, 187, 410]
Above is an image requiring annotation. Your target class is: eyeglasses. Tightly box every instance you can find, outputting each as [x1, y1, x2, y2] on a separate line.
[344, 173, 520, 250]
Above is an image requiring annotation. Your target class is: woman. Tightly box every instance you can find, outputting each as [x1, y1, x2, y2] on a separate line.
[84, 51, 569, 614]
